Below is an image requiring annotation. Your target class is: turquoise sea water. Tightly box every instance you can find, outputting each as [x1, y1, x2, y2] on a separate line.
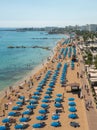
[0, 30, 66, 90]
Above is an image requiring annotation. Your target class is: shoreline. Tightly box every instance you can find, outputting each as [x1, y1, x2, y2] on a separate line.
[0, 38, 65, 100]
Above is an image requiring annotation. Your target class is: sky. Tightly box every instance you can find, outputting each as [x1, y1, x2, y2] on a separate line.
[0, 0, 97, 27]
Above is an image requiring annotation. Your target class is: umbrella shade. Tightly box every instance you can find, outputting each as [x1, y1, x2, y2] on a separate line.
[36, 87, 42, 91]
[42, 99, 49, 103]
[32, 123, 44, 128]
[19, 117, 29, 122]
[68, 114, 77, 119]
[69, 107, 77, 112]
[34, 92, 40, 95]
[32, 96, 40, 100]
[2, 118, 10, 123]
[12, 106, 20, 110]
[0, 126, 7, 130]
[8, 111, 16, 116]
[14, 124, 24, 129]
[41, 104, 49, 108]
[36, 115, 46, 120]
[47, 88, 53, 91]
[51, 121, 61, 127]
[68, 102, 76, 106]
[39, 109, 47, 114]
[22, 110, 31, 115]
[16, 101, 23, 105]
[52, 115, 59, 120]
[68, 98, 75, 101]
[30, 100, 38, 104]
[49, 84, 54, 87]
[56, 94, 62, 97]
[45, 91, 52, 94]
[54, 103, 62, 108]
[44, 95, 51, 99]
[19, 96, 25, 100]
[27, 105, 36, 109]
[55, 98, 62, 102]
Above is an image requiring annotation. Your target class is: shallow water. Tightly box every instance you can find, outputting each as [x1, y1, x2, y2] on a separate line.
[0, 30, 66, 90]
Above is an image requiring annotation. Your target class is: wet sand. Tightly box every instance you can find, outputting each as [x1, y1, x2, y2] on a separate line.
[0, 38, 89, 130]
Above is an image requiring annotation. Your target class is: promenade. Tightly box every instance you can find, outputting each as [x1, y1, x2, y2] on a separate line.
[78, 46, 97, 130]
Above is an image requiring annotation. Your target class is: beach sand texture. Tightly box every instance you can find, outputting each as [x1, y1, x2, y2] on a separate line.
[0, 39, 89, 130]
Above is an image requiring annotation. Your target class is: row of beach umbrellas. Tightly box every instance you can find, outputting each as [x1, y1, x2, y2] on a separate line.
[68, 97, 77, 119]
[60, 63, 67, 84]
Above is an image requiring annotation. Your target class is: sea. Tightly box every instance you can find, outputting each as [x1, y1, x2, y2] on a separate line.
[0, 30, 66, 90]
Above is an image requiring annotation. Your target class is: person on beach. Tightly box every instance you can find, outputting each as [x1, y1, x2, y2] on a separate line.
[5, 91, 7, 98]
[3, 110, 5, 116]
[24, 80, 27, 84]
[85, 84, 87, 90]
[89, 100, 92, 108]
[29, 94, 32, 99]
[22, 114, 24, 118]
[77, 72, 79, 78]
[9, 86, 13, 92]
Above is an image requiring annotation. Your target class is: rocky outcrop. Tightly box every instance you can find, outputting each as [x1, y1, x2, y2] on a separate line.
[8, 46, 51, 50]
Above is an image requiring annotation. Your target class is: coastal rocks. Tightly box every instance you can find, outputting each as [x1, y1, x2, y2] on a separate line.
[7, 46, 51, 51]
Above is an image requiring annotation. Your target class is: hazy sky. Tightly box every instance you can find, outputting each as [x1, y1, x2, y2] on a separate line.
[0, 0, 97, 27]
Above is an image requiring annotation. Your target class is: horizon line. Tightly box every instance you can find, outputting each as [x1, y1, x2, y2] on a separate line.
[0, 23, 97, 28]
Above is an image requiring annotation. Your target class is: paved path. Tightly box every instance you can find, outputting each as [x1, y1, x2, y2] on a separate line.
[78, 46, 97, 130]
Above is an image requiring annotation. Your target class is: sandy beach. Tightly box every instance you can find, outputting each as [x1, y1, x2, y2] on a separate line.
[0, 38, 89, 130]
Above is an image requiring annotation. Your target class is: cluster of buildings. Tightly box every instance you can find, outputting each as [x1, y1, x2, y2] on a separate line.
[86, 66, 97, 95]
[65, 24, 97, 32]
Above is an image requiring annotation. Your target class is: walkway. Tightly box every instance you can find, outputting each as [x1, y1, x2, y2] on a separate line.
[78, 46, 97, 130]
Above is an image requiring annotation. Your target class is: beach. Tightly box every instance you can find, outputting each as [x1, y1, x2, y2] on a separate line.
[0, 38, 89, 130]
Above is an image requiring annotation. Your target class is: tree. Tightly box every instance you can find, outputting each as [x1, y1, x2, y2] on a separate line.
[94, 55, 97, 69]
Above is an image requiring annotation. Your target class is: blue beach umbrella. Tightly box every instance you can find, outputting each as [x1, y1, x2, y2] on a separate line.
[56, 94, 62, 97]
[42, 99, 49, 103]
[2, 118, 10, 123]
[19, 96, 25, 100]
[34, 91, 40, 95]
[22, 110, 31, 115]
[12, 106, 20, 110]
[30, 100, 38, 104]
[36, 115, 46, 120]
[49, 83, 54, 87]
[39, 109, 47, 114]
[45, 91, 52, 94]
[47, 88, 53, 91]
[27, 105, 36, 109]
[0, 126, 7, 130]
[68, 102, 76, 106]
[36, 87, 42, 91]
[32, 95, 40, 100]
[54, 103, 62, 108]
[55, 98, 62, 102]
[8, 111, 16, 116]
[14, 124, 24, 129]
[69, 107, 77, 112]
[16, 101, 23, 105]
[19, 117, 29, 122]
[51, 121, 61, 127]
[68, 114, 77, 119]
[32, 123, 45, 128]
[52, 115, 59, 120]
[68, 98, 75, 101]
[44, 95, 51, 99]
[41, 104, 49, 108]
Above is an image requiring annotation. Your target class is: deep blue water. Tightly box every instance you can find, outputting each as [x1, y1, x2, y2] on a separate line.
[0, 30, 65, 90]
